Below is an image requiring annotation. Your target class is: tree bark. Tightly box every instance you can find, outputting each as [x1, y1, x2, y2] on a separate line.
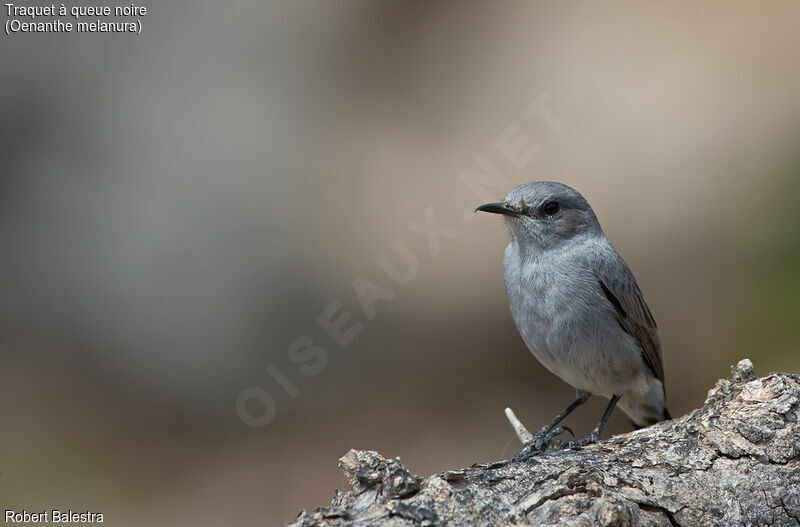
[286, 360, 800, 526]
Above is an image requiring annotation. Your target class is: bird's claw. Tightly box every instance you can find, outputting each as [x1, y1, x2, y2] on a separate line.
[511, 426, 575, 461]
[510, 442, 539, 461]
[554, 430, 599, 450]
[556, 425, 575, 439]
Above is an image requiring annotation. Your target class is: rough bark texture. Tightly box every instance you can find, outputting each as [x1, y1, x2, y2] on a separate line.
[287, 360, 800, 526]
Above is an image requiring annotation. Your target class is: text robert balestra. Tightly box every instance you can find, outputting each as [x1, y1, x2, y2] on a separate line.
[5, 510, 104, 523]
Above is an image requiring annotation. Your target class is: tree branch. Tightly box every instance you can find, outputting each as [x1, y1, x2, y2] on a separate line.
[286, 359, 800, 526]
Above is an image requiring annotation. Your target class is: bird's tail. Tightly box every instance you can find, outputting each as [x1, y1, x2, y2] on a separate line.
[628, 406, 671, 430]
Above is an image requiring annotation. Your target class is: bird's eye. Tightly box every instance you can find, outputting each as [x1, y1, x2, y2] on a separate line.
[543, 201, 560, 215]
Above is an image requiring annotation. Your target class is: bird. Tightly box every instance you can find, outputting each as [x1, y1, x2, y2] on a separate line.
[476, 181, 670, 457]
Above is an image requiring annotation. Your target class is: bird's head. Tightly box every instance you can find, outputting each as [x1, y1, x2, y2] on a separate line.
[476, 181, 602, 250]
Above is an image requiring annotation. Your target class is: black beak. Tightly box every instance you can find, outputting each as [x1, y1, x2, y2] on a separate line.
[475, 202, 520, 216]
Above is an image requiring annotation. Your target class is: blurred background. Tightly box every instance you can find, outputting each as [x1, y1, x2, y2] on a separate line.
[2, 1, 800, 525]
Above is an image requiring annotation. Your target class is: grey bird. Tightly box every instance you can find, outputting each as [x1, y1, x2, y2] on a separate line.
[476, 181, 670, 456]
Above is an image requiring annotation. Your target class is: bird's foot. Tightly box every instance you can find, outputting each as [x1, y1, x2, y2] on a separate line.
[554, 429, 600, 450]
[511, 426, 574, 461]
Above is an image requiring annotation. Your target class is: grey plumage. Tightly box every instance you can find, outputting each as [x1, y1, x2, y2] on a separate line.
[477, 181, 669, 452]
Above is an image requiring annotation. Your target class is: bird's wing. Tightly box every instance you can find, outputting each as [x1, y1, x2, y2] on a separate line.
[593, 256, 664, 383]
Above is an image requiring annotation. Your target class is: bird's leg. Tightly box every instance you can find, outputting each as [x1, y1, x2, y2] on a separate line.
[511, 390, 590, 460]
[556, 393, 621, 450]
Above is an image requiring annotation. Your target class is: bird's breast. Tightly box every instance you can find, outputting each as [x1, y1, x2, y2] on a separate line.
[502, 245, 610, 389]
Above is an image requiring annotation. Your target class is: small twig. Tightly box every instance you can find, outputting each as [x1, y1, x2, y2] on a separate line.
[504, 407, 533, 445]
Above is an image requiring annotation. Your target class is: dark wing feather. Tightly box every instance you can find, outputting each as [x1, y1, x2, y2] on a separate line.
[596, 266, 664, 383]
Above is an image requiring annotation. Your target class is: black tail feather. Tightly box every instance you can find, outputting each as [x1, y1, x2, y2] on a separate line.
[628, 418, 644, 430]
[629, 407, 672, 430]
